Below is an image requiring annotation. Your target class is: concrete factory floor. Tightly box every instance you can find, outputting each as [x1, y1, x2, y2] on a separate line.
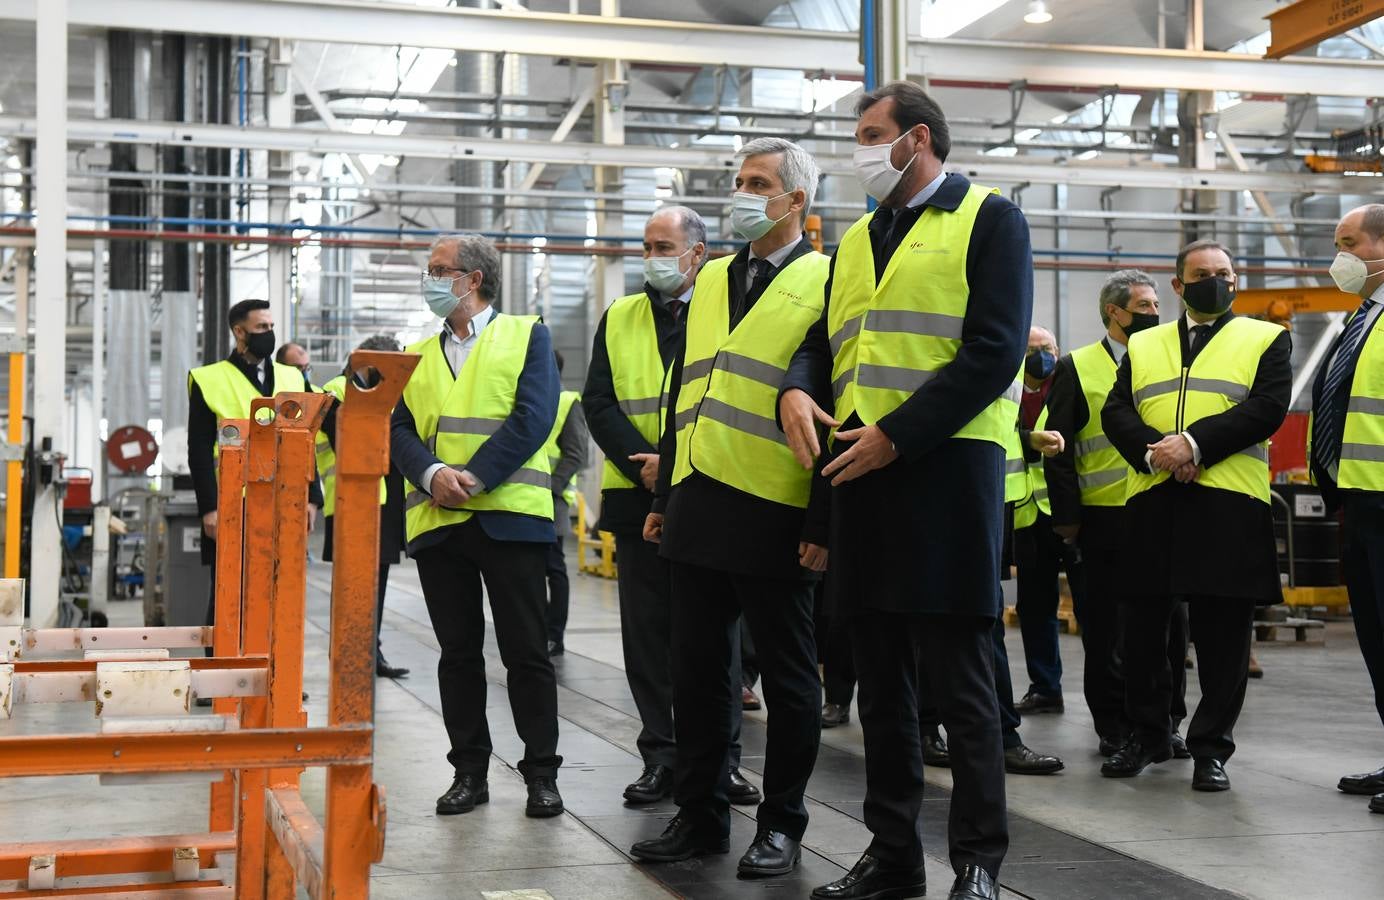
[3, 543, 1381, 899]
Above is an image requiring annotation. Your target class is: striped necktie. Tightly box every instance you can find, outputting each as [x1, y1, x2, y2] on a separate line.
[1313, 296, 1376, 473]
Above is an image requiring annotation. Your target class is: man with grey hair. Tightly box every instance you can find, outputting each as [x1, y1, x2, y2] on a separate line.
[631, 138, 829, 877]
[1043, 269, 1191, 760]
[584, 205, 766, 808]
[390, 232, 565, 819]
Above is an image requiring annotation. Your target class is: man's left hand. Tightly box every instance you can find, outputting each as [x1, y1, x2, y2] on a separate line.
[1147, 434, 1194, 471]
[1172, 461, 1200, 484]
[798, 542, 828, 573]
[822, 424, 899, 486]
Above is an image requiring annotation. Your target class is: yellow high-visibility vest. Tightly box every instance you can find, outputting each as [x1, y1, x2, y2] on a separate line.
[1069, 341, 1129, 507]
[827, 182, 1019, 449]
[670, 251, 830, 508]
[543, 389, 582, 506]
[1126, 317, 1282, 504]
[1013, 407, 1053, 530]
[401, 315, 554, 544]
[189, 358, 306, 470]
[1309, 304, 1384, 492]
[601, 294, 667, 491]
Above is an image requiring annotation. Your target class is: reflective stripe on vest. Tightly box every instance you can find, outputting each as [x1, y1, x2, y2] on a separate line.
[671, 251, 830, 508]
[827, 182, 1015, 449]
[544, 389, 581, 506]
[1126, 317, 1282, 504]
[1014, 406, 1053, 530]
[1003, 422, 1027, 504]
[401, 315, 554, 542]
[1069, 341, 1128, 507]
[601, 294, 667, 491]
[1337, 306, 1384, 491]
[189, 359, 307, 472]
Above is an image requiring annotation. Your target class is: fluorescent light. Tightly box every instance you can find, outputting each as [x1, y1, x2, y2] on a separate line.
[1024, 1, 1053, 25]
[1016, 128, 1042, 141]
[919, 0, 1009, 40]
[1076, 149, 1100, 160]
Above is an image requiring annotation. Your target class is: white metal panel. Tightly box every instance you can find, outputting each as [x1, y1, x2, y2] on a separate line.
[95, 660, 192, 717]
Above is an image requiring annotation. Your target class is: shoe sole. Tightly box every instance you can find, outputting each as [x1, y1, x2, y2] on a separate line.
[436, 791, 489, 815]
[810, 880, 927, 900]
[1338, 783, 1384, 796]
[1006, 762, 1065, 776]
[1101, 749, 1172, 778]
[1370, 802, 1384, 814]
[1192, 781, 1230, 793]
[526, 804, 565, 818]
[623, 790, 672, 805]
[737, 850, 801, 878]
[631, 843, 730, 863]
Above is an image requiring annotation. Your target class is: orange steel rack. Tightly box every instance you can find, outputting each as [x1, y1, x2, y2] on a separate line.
[0, 349, 417, 898]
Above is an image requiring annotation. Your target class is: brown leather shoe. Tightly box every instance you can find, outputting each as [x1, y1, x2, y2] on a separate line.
[742, 685, 762, 710]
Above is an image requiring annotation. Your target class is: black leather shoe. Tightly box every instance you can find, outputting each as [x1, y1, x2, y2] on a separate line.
[1004, 742, 1064, 775]
[1192, 758, 1230, 792]
[623, 765, 673, 804]
[728, 768, 761, 805]
[1370, 793, 1383, 813]
[737, 829, 801, 877]
[525, 776, 564, 817]
[822, 702, 851, 728]
[547, 640, 564, 657]
[810, 853, 925, 900]
[1098, 734, 1126, 757]
[1338, 765, 1384, 795]
[436, 774, 489, 815]
[376, 655, 410, 679]
[1014, 691, 1063, 714]
[630, 814, 730, 862]
[1101, 739, 1171, 778]
[949, 863, 998, 900]
[1170, 730, 1191, 759]
[923, 731, 951, 768]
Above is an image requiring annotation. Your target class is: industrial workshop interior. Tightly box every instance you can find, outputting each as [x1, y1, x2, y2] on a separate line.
[5, 0, 1384, 898]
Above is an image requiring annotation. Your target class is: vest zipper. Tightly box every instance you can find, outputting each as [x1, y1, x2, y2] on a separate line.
[1175, 366, 1189, 433]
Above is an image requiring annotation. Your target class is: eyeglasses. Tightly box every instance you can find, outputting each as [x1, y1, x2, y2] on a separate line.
[422, 266, 467, 281]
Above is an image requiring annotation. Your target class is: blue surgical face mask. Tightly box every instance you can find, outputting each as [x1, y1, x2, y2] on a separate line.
[730, 191, 792, 241]
[644, 246, 695, 294]
[422, 274, 470, 319]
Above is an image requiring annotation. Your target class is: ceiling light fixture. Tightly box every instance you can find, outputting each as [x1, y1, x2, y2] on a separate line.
[1024, 1, 1053, 24]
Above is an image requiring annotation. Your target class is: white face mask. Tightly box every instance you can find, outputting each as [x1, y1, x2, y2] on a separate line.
[1329, 251, 1384, 296]
[644, 246, 696, 294]
[730, 191, 792, 241]
[853, 131, 918, 203]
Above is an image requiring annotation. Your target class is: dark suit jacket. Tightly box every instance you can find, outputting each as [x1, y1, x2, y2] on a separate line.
[1101, 313, 1291, 602]
[390, 315, 560, 555]
[781, 174, 1034, 616]
[1309, 298, 1384, 513]
[583, 284, 685, 534]
[1042, 338, 1129, 551]
[654, 237, 830, 582]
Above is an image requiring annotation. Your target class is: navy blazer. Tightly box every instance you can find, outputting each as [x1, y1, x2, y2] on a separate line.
[781, 173, 1033, 616]
[391, 314, 560, 554]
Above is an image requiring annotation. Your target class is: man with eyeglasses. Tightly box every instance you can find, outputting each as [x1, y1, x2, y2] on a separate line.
[1100, 240, 1290, 793]
[390, 233, 564, 819]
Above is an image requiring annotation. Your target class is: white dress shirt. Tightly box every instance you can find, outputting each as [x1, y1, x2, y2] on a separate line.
[423, 304, 496, 496]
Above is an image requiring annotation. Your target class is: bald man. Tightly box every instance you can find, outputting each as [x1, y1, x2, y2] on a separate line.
[1012, 325, 1088, 716]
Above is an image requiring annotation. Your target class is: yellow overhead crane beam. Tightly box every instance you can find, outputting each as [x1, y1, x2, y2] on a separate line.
[1266, 0, 1384, 59]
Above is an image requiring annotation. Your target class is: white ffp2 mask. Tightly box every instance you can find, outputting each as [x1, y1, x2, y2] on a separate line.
[853, 132, 917, 203]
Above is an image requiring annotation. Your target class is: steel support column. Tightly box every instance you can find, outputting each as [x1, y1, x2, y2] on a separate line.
[29, 0, 68, 627]
[591, 0, 626, 333]
[265, 40, 294, 338]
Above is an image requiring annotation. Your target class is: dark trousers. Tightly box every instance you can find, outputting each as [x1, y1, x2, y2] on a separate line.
[1124, 594, 1252, 762]
[1013, 516, 1086, 698]
[615, 534, 742, 770]
[545, 522, 570, 647]
[415, 520, 561, 780]
[1344, 493, 1384, 730]
[376, 561, 392, 658]
[669, 561, 820, 841]
[741, 620, 759, 689]
[821, 613, 857, 708]
[919, 618, 1021, 749]
[853, 612, 1008, 879]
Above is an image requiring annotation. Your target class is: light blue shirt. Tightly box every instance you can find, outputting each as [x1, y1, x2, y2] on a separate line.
[903, 171, 948, 210]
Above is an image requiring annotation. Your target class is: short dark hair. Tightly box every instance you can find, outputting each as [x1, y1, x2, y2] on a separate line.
[1175, 239, 1233, 281]
[228, 298, 270, 330]
[855, 80, 952, 163]
[554, 350, 565, 374]
[356, 334, 402, 353]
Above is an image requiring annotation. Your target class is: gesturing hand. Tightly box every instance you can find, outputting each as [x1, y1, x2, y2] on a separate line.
[1029, 430, 1066, 457]
[430, 467, 474, 508]
[822, 424, 899, 486]
[629, 453, 660, 492]
[779, 388, 840, 470]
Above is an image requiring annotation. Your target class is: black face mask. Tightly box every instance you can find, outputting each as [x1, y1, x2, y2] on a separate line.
[1120, 310, 1161, 336]
[1025, 349, 1056, 380]
[244, 329, 277, 361]
[1180, 277, 1235, 316]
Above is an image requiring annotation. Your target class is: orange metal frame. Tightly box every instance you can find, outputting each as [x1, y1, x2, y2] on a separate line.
[0, 350, 418, 899]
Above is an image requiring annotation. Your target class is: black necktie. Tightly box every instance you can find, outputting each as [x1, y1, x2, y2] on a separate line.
[1189, 324, 1211, 356]
[746, 258, 774, 308]
[666, 298, 684, 321]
